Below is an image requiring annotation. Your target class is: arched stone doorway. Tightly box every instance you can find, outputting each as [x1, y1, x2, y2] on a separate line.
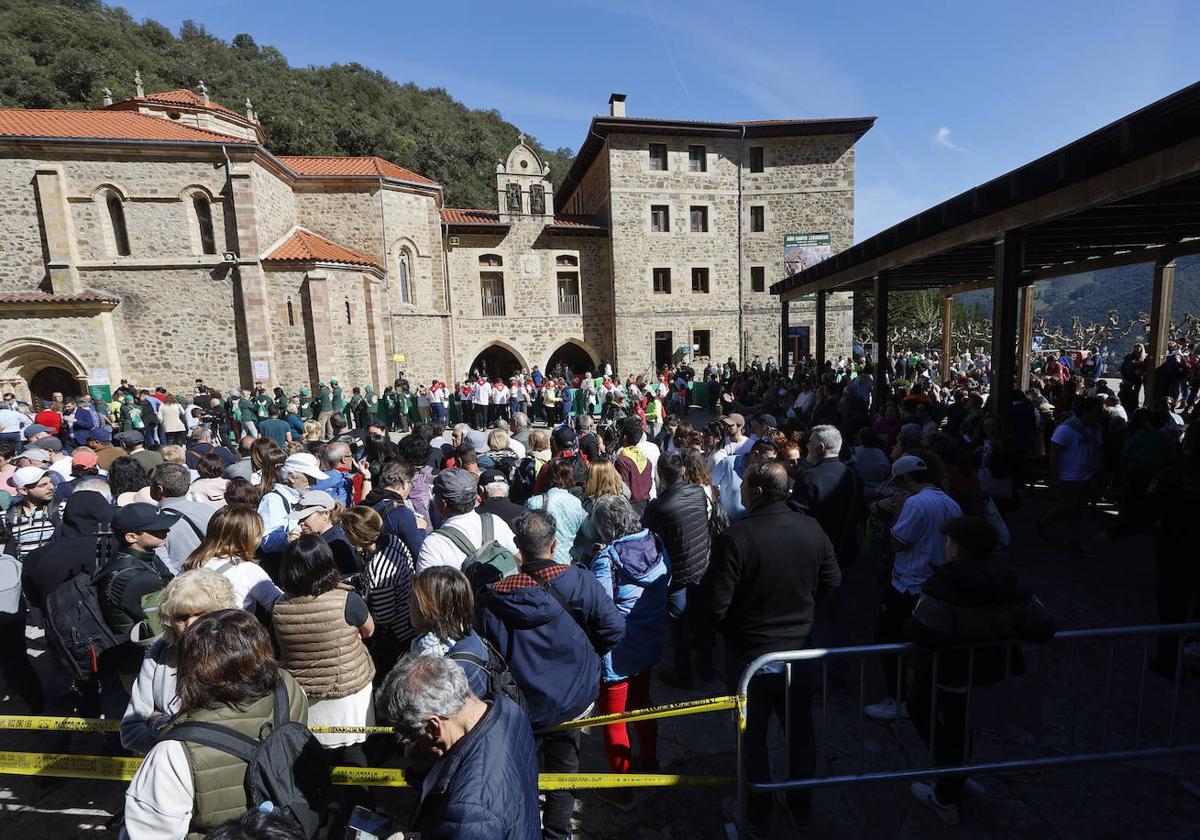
[545, 340, 598, 379]
[29, 367, 82, 402]
[468, 343, 526, 382]
[0, 338, 89, 404]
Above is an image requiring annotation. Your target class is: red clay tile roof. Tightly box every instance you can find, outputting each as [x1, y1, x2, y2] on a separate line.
[0, 290, 119, 305]
[262, 228, 382, 270]
[441, 208, 605, 229]
[549, 214, 606, 229]
[441, 208, 503, 225]
[0, 109, 255, 144]
[128, 89, 248, 121]
[279, 155, 438, 185]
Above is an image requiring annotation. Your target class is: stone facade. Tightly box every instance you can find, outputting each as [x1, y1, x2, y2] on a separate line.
[0, 87, 869, 402]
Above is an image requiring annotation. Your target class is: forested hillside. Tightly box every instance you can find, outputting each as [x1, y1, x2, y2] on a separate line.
[0, 0, 575, 208]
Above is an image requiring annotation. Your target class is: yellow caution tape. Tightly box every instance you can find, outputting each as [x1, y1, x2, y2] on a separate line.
[0, 694, 738, 737]
[545, 694, 737, 732]
[0, 751, 731, 790]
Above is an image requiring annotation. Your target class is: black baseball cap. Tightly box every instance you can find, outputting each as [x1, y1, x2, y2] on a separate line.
[551, 426, 578, 449]
[478, 469, 509, 487]
[112, 503, 181, 535]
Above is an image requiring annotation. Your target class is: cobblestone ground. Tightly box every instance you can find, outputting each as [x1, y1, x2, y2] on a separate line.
[2, 458, 1198, 837]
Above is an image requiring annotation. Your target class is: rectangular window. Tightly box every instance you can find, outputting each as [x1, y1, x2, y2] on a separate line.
[691, 267, 710, 293]
[649, 143, 667, 171]
[751, 266, 765, 293]
[749, 146, 764, 172]
[481, 273, 506, 316]
[688, 145, 707, 172]
[689, 205, 708, 233]
[557, 273, 581, 315]
[750, 205, 765, 232]
[652, 267, 672, 294]
[650, 205, 670, 232]
[693, 329, 711, 358]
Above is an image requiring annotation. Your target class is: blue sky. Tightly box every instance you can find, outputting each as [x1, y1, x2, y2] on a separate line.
[120, 0, 1199, 240]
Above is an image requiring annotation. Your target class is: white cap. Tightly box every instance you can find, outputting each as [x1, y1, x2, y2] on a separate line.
[281, 452, 327, 483]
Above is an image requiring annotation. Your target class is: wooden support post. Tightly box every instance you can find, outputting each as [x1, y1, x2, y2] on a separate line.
[1018, 284, 1036, 392]
[873, 272, 889, 408]
[990, 231, 1023, 419]
[780, 298, 790, 378]
[941, 295, 953, 384]
[1147, 258, 1176, 401]
[815, 291, 827, 371]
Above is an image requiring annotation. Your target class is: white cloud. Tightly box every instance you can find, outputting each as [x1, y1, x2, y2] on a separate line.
[934, 126, 965, 152]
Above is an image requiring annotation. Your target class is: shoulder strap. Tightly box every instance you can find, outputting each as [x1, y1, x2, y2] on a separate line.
[164, 720, 258, 763]
[215, 560, 236, 574]
[175, 512, 205, 540]
[535, 572, 593, 646]
[272, 680, 290, 726]
[436, 525, 476, 557]
[447, 649, 488, 669]
[270, 487, 293, 514]
[480, 511, 494, 544]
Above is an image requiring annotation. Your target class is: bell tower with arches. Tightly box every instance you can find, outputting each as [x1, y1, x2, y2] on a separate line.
[495, 135, 554, 224]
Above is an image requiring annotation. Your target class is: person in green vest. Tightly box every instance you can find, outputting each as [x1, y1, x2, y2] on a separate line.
[316, 381, 333, 437]
[253, 386, 272, 423]
[272, 386, 289, 413]
[396, 384, 414, 433]
[347, 387, 365, 429]
[331, 379, 345, 415]
[379, 386, 396, 431]
[365, 385, 379, 426]
[237, 390, 259, 438]
[297, 388, 313, 421]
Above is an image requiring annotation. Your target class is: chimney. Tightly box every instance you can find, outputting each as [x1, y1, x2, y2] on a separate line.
[609, 93, 626, 118]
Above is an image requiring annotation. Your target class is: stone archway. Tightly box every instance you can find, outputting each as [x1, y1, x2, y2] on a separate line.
[0, 337, 89, 403]
[468, 341, 527, 381]
[545, 339, 599, 379]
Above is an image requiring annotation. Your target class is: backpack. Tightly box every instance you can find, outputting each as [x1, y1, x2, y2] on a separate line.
[491, 455, 522, 486]
[42, 527, 122, 680]
[448, 636, 528, 713]
[435, 512, 517, 589]
[509, 456, 539, 505]
[164, 680, 330, 838]
[312, 471, 354, 507]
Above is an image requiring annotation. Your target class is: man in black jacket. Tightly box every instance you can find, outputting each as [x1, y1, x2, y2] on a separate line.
[643, 452, 714, 688]
[791, 424, 860, 564]
[707, 460, 840, 837]
[905, 516, 1054, 826]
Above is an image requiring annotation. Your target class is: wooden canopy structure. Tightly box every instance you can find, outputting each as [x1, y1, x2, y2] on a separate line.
[773, 80, 1200, 412]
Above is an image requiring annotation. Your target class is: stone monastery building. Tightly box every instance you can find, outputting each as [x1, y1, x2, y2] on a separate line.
[0, 79, 871, 400]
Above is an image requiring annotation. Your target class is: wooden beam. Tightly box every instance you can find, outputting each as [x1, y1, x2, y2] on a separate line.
[991, 232, 1023, 420]
[873, 273, 889, 408]
[1146, 258, 1176, 400]
[776, 135, 1200, 300]
[1018, 284, 1036, 391]
[941, 278, 994, 297]
[815, 291, 827, 370]
[941, 295, 953, 383]
[780, 298, 790, 378]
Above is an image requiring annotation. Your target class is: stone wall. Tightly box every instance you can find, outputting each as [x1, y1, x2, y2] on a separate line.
[84, 267, 243, 389]
[293, 186, 383, 261]
[382, 188, 445, 312]
[252, 165, 297, 251]
[263, 268, 316, 390]
[392, 313, 452, 387]
[0, 155, 50, 288]
[445, 221, 611, 380]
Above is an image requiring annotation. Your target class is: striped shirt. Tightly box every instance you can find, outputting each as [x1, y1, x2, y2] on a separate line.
[4, 504, 57, 561]
[366, 535, 414, 642]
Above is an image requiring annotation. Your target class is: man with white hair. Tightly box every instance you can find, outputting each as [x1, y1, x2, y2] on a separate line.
[791, 425, 861, 565]
[377, 654, 539, 839]
[258, 452, 327, 554]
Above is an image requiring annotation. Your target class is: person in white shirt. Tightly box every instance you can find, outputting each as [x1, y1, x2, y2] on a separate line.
[1037, 396, 1104, 556]
[721, 413, 754, 460]
[636, 424, 661, 500]
[492, 380, 510, 424]
[473, 379, 492, 428]
[416, 468, 517, 573]
[183, 505, 282, 612]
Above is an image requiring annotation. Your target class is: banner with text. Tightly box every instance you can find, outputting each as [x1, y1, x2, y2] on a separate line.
[783, 232, 830, 302]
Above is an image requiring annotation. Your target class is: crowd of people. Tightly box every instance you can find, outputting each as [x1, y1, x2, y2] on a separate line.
[0, 336, 1196, 838]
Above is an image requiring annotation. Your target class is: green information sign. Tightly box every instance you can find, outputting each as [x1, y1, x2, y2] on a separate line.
[87, 384, 112, 403]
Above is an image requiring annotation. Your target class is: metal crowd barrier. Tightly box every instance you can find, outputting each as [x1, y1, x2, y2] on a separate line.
[729, 622, 1200, 838]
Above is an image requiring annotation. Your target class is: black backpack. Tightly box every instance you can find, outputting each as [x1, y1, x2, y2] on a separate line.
[449, 636, 528, 713]
[509, 456, 539, 505]
[164, 681, 330, 838]
[42, 526, 123, 680]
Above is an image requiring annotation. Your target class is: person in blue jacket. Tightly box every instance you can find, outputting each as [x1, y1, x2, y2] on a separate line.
[478, 508, 625, 840]
[379, 654, 539, 840]
[587, 494, 670, 811]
